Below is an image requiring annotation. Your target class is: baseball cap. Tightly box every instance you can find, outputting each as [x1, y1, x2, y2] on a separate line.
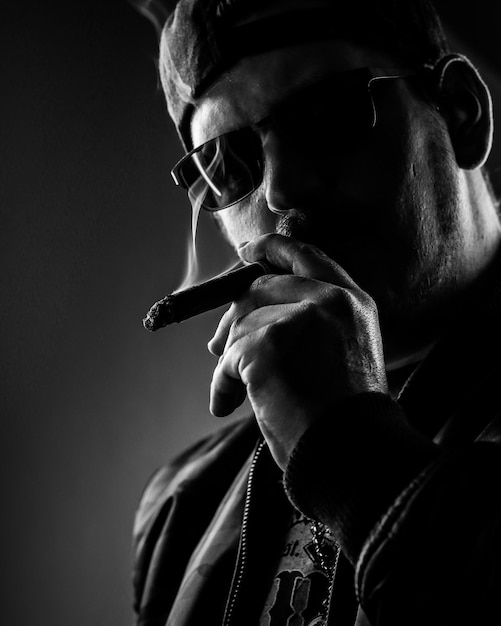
[132, 0, 449, 148]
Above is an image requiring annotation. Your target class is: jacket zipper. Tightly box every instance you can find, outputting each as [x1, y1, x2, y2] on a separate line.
[222, 438, 266, 626]
[324, 542, 340, 625]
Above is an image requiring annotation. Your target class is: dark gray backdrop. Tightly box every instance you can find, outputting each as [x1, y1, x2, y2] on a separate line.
[1, 2, 500, 625]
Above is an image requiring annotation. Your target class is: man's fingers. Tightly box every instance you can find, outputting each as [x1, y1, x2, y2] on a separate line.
[210, 343, 250, 416]
[239, 233, 356, 288]
[209, 235, 362, 357]
[208, 301, 297, 357]
[208, 305, 234, 356]
[208, 235, 370, 417]
[208, 272, 356, 357]
[209, 368, 247, 416]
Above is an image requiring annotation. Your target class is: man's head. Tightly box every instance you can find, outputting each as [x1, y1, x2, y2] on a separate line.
[138, 0, 501, 363]
[153, 0, 450, 149]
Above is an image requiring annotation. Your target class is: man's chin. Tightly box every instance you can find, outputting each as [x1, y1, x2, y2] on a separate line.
[275, 215, 414, 308]
[276, 216, 382, 279]
[313, 236, 391, 297]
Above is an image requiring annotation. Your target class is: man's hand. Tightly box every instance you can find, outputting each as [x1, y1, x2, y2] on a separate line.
[208, 234, 388, 470]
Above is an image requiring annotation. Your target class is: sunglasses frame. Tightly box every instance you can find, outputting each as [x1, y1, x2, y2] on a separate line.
[171, 65, 423, 211]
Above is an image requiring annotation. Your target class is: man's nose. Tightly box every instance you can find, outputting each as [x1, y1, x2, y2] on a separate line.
[261, 131, 327, 215]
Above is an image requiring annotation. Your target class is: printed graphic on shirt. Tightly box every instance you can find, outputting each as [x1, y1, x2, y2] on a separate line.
[260, 510, 337, 626]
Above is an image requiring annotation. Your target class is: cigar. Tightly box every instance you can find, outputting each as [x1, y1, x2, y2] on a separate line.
[143, 261, 273, 331]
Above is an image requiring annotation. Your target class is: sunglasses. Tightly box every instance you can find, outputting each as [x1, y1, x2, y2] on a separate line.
[171, 66, 419, 212]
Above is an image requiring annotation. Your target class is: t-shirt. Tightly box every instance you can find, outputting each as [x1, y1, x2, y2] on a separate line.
[259, 509, 338, 625]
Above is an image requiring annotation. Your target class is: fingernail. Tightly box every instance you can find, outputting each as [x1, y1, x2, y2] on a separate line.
[207, 338, 221, 357]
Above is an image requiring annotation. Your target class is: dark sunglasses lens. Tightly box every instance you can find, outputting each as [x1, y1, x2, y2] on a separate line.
[277, 73, 375, 155]
[321, 91, 374, 143]
[177, 130, 263, 211]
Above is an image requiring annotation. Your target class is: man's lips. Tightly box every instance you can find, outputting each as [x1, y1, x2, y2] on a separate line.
[275, 217, 390, 294]
[276, 205, 379, 245]
[277, 219, 379, 264]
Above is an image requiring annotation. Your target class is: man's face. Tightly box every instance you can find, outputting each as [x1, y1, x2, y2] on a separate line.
[189, 39, 476, 353]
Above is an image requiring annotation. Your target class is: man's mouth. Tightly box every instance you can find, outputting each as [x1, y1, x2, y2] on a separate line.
[276, 210, 372, 261]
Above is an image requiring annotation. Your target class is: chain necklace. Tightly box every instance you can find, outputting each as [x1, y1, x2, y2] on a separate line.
[310, 520, 340, 626]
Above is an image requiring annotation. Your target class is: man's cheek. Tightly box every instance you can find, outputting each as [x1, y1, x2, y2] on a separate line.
[219, 197, 279, 246]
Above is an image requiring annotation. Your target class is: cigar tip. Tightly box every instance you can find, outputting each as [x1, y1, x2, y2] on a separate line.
[142, 297, 174, 331]
[142, 312, 157, 332]
[142, 301, 162, 331]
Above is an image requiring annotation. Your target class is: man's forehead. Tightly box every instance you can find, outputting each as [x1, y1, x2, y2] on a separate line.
[190, 40, 388, 147]
[158, 0, 445, 149]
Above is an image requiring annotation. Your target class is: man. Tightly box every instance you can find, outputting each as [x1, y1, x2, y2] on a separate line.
[131, 1, 501, 624]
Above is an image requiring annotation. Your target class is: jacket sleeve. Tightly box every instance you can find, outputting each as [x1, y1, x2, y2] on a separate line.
[283, 392, 501, 625]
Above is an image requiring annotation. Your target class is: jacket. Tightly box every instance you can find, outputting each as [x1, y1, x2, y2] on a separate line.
[132, 260, 501, 625]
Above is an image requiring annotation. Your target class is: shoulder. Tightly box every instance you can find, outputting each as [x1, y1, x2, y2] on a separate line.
[133, 414, 259, 545]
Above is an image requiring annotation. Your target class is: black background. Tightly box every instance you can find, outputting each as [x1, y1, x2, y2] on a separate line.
[1, 2, 501, 624]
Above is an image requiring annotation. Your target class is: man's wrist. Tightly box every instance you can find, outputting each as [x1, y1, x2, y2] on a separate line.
[283, 392, 441, 563]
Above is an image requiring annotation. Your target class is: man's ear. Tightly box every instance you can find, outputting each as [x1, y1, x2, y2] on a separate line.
[433, 54, 493, 169]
